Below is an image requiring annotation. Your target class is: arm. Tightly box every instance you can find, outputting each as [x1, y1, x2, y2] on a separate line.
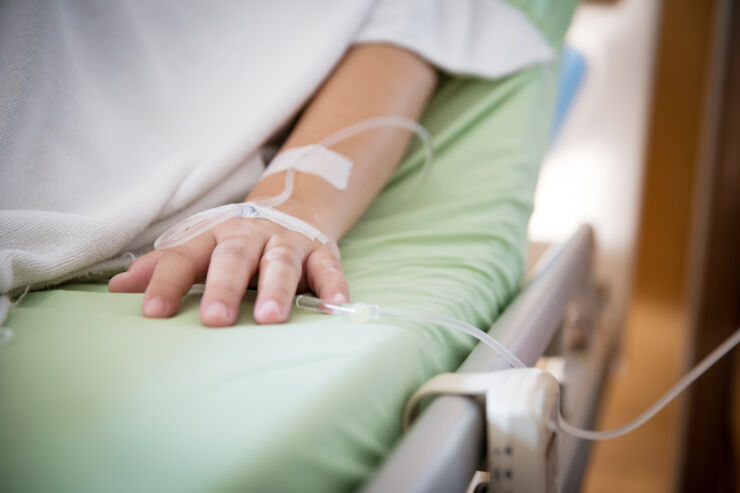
[109, 44, 437, 326]
[251, 43, 437, 239]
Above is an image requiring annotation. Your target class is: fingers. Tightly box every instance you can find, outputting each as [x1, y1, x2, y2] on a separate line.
[142, 237, 215, 318]
[200, 237, 264, 327]
[305, 249, 350, 304]
[108, 220, 346, 328]
[108, 251, 163, 293]
[254, 242, 303, 324]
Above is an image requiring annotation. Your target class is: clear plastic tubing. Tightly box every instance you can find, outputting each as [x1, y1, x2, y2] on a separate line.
[295, 294, 740, 441]
[557, 326, 740, 440]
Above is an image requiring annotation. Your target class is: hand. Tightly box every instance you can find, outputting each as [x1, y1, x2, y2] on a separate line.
[107, 43, 435, 326]
[108, 210, 349, 327]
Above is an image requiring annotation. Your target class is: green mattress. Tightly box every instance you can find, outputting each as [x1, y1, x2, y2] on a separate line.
[0, 49, 567, 493]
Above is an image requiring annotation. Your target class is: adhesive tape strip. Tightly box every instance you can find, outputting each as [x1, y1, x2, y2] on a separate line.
[246, 203, 330, 244]
[154, 202, 330, 250]
[262, 145, 353, 190]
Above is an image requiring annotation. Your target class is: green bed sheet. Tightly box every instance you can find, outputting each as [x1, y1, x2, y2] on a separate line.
[1, 47, 567, 493]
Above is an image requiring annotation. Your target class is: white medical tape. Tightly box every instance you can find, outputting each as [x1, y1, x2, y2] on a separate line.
[154, 202, 329, 251]
[261, 145, 353, 191]
[250, 203, 330, 244]
[155, 116, 432, 251]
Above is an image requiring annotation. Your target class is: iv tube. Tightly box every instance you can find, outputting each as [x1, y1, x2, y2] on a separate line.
[295, 294, 740, 441]
[155, 116, 433, 249]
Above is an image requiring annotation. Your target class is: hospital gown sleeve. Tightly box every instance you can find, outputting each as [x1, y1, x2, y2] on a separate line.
[354, 0, 556, 79]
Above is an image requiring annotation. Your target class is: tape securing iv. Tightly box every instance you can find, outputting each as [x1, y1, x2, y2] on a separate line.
[154, 145, 348, 249]
[154, 202, 329, 250]
[262, 145, 353, 191]
[153, 115, 433, 250]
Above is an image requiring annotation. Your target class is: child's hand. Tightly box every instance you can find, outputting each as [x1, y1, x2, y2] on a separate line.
[108, 214, 349, 327]
[108, 43, 436, 327]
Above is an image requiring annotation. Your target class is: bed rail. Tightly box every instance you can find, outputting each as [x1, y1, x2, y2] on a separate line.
[362, 225, 595, 493]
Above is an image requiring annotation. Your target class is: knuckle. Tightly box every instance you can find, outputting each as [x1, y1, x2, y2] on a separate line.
[220, 217, 255, 235]
[262, 245, 299, 268]
[310, 252, 343, 274]
[319, 262, 344, 277]
[213, 219, 262, 245]
[217, 240, 250, 260]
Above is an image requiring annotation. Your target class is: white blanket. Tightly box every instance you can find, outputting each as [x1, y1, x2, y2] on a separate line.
[0, 0, 554, 293]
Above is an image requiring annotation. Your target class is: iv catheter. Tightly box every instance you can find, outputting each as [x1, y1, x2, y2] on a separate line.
[154, 116, 433, 250]
[294, 294, 740, 442]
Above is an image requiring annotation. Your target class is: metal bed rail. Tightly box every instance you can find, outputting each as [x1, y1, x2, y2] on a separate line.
[362, 225, 596, 493]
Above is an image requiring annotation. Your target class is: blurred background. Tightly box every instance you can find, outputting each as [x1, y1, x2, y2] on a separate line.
[528, 0, 739, 491]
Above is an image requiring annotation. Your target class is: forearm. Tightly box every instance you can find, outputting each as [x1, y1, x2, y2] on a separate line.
[246, 43, 437, 241]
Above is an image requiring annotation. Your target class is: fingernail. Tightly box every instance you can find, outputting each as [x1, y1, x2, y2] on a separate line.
[204, 301, 230, 323]
[332, 293, 347, 304]
[256, 299, 282, 321]
[143, 297, 168, 317]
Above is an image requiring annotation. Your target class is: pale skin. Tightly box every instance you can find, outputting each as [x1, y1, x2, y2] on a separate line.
[108, 44, 437, 326]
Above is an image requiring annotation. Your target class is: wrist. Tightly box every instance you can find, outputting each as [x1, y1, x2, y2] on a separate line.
[272, 196, 335, 242]
[246, 175, 337, 242]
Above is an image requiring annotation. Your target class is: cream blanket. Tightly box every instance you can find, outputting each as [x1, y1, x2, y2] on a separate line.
[0, 0, 553, 293]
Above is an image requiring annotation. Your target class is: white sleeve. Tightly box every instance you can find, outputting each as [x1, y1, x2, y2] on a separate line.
[354, 0, 555, 79]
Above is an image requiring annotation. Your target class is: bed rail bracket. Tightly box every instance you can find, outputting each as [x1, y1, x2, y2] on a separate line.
[404, 368, 560, 493]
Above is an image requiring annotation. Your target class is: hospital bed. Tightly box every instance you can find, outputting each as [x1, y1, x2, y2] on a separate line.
[362, 46, 609, 493]
[0, 6, 614, 492]
[364, 225, 616, 493]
